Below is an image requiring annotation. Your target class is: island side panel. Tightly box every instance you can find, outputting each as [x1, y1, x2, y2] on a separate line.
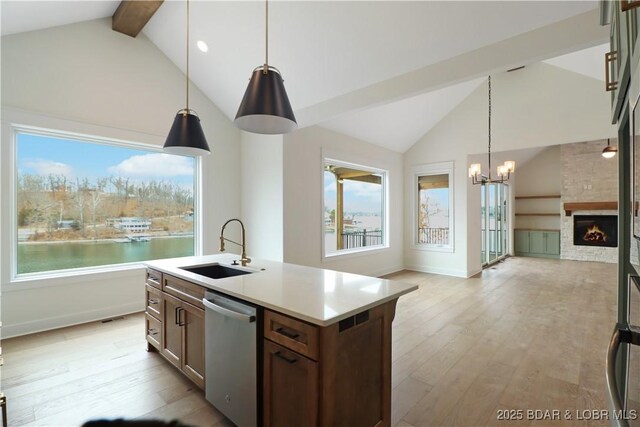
[319, 298, 398, 427]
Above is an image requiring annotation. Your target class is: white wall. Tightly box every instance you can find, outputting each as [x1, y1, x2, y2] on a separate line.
[241, 132, 284, 261]
[514, 146, 562, 231]
[404, 63, 616, 277]
[0, 18, 241, 337]
[283, 126, 404, 277]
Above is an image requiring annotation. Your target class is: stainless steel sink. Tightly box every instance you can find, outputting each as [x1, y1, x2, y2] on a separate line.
[180, 263, 254, 280]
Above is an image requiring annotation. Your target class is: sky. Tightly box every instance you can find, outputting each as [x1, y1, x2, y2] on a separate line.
[420, 188, 449, 228]
[17, 132, 195, 189]
[324, 171, 383, 214]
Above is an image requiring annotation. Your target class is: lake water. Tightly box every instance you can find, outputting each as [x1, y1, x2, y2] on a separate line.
[17, 236, 194, 274]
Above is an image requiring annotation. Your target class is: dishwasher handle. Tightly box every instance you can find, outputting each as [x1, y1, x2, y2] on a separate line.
[203, 297, 256, 323]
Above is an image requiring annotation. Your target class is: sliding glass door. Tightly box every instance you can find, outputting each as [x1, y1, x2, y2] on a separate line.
[481, 183, 509, 266]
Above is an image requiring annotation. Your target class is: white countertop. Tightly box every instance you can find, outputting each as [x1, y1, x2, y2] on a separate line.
[145, 254, 417, 326]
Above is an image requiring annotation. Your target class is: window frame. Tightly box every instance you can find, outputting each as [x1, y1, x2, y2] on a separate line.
[412, 161, 455, 253]
[9, 123, 202, 281]
[321, 156, 389, 261]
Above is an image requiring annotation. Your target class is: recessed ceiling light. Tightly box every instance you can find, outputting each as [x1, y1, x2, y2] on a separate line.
[197, 40, 208, 53]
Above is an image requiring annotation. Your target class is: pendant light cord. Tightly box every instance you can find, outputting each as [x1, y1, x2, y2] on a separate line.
[488, 75, 492, 179]
[263, 0, 269, 73]
[186, 0, 190, 112]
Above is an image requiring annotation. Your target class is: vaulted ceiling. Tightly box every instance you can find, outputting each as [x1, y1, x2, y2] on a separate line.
[1, 1, 607, 153]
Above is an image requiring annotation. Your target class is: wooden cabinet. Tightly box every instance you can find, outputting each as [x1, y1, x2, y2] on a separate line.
[145, 269, 205, 390]
[146, 268, 398, 425]
[145, 284, 162, 320]
[263, 340, 318, 427]
[145, 312, 161, 350]
[161, 292, 183, 369]
[263, 299, 397, 427]
[181, 301, 205, 388]
[144, 270, 163, 351]
[515, 230, 560, 258]
[161, 289, 205, 389]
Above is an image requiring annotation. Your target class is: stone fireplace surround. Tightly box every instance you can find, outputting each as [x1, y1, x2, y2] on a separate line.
[560, 141, 618, 264]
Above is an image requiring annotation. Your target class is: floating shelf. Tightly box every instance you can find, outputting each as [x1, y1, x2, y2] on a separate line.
[515, 213, 561, 216]
[515, 195, 561, 200]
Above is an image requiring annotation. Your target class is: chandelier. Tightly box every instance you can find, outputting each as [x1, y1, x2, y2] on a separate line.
[468, 76, 515, 185]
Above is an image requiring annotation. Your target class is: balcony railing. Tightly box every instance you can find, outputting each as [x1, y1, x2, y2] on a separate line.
[341, 229, 382, 249]
[418, 227, 449, 245]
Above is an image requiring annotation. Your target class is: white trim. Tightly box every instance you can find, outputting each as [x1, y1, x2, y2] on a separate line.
[320, 152, 390, 262]
[2, 302, 144, 339]
[5, 116, 201, 281]
[411, 161, 455, 252]
[4, 265, 145, 292]
[404, 263, 469, 278]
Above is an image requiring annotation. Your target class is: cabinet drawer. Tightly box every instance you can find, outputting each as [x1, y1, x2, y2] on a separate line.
[145, 312, 161, 350]
[145, 284, 163, 320]
[146, 268, 162, 290]
[264, 310, 319, 360]
[163, 274, 205, 309]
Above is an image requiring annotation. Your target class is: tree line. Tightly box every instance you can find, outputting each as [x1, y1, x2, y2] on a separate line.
[18, 173, 194, 239]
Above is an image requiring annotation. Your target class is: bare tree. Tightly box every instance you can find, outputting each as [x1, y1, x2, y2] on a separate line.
[87, 178, 108, 240]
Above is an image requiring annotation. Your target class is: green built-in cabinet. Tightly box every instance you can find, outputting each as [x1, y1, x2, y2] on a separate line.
[515, 230, 560, 259]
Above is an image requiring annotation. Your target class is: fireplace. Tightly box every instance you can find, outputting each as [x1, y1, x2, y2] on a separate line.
[573, 215, 618, 248]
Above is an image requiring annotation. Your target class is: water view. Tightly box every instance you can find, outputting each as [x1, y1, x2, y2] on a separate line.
[18, 236, 193, 274]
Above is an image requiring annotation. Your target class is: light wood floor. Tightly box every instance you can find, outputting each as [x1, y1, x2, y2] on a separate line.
[3, 257, 622, 426]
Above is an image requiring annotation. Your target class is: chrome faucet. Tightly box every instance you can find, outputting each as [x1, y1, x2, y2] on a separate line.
[219, 219, 251, 266]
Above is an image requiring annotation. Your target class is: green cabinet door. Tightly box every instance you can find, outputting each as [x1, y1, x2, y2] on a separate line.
[544, 231, 560, 255]
[515, 230, 530, 254]
[529, 231, 545, 254]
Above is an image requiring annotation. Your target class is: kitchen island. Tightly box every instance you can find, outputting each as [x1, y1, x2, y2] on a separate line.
[144, 254, 417, 427]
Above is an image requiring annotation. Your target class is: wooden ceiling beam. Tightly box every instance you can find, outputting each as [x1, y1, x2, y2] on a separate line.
[112, 0, 164, 38]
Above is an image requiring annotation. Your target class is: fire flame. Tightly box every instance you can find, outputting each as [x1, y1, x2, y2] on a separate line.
[583, 224, 607, 243]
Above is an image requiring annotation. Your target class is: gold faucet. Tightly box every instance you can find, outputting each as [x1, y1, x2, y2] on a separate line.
[219, 219, 251, 266]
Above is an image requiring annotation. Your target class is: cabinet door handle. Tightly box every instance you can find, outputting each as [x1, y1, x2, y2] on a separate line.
[175, 306, 182, 325]
[147, 328, 158, 336]
[148, 299, 158, 305]
[276, 327, 300, 340]
[147, 276, 160, 286]
[605, 51, 618, 92]
[274, 351, 297, 364]
[177, 308, 186, 327]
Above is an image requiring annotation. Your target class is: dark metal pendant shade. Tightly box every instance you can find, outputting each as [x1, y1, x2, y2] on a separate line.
[163, 110, 210, 156]
[235, 67, 297, 135]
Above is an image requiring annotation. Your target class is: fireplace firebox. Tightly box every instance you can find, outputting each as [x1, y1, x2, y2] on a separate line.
[573, 215, 618, 248]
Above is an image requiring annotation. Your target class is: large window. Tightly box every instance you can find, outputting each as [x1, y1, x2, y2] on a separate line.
[323, 159, 387, 257]
[15, 129, 197, 276]
[414, 162, 454, 251]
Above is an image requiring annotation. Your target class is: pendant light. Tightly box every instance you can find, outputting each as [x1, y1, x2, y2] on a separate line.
[163, 0, 210, 156]
[468, 76, 515, 185]
[234, 0, 297, 135]
[602, 138, 617, 158]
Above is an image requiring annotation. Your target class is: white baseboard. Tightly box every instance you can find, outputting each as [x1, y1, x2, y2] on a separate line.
[369, 265, 405, 278]
[2, 301, 144, 339]
[404, 264, 470, 278]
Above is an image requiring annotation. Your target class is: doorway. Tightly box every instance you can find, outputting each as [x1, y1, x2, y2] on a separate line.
[481, 182, 509, 266]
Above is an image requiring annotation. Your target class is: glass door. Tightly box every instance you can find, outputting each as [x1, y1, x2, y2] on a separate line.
[482, 182, 509, 266]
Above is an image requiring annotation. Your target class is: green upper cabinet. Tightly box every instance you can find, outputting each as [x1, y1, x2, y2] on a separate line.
[610, 1, 632, 124]
[627, 2, 640, 109]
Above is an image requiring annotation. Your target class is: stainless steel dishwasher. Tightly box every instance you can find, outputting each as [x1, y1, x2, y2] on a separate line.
[203, 289, 257, 427]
